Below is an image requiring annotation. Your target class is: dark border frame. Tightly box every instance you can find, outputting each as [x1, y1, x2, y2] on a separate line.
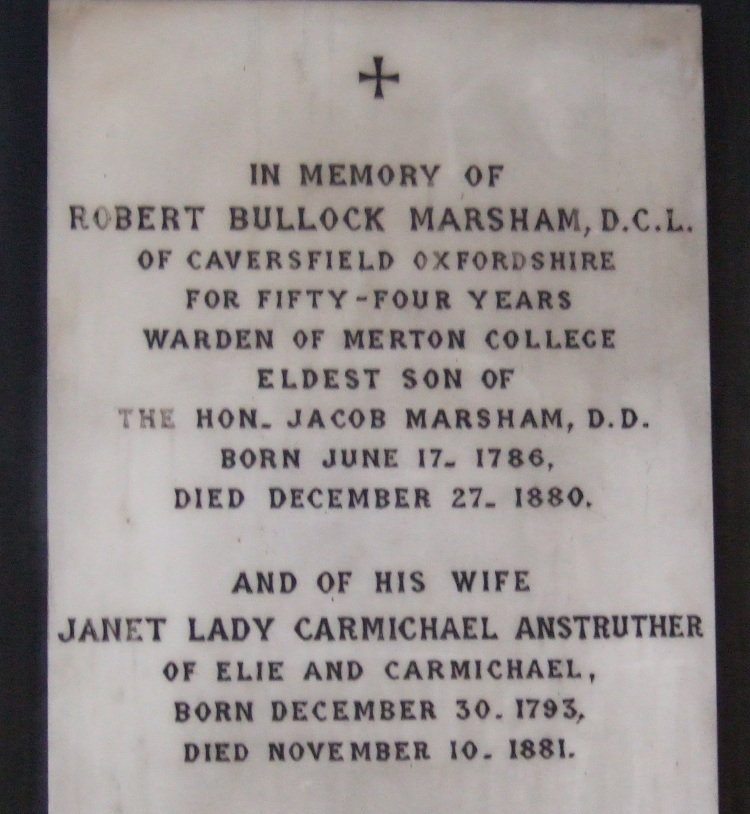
[0, 1, 47, 813]
[0, 1, 747, 811]
[703, 3, 750, 811]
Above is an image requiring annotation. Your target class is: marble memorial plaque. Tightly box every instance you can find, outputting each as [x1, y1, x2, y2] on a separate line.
[48, 3, 716, 813]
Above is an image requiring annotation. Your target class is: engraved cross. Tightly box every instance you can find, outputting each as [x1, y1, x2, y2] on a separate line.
[359, 56, 399, 99]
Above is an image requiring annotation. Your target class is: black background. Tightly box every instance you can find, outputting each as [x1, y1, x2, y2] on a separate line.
[0, 1, 747, 811]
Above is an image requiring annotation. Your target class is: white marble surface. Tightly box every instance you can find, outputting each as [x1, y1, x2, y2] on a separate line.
[48, 3, 716, 813]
